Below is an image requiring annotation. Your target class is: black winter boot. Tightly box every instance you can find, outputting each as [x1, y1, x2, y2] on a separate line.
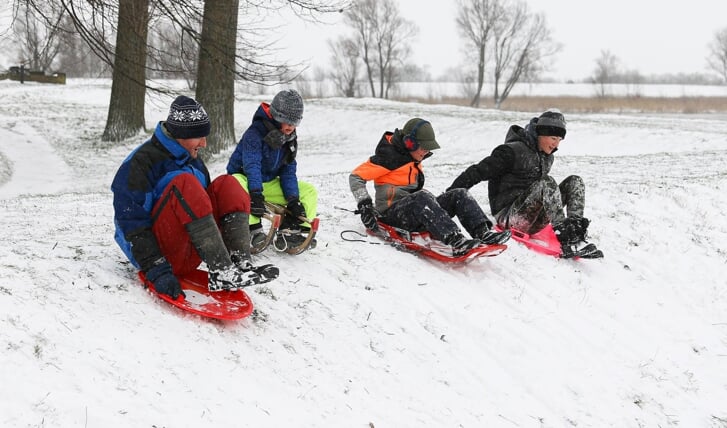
[554, 217, 603, 259]
[186, 215, 235, 270]
[279, 214, 302, 234]
[221, 212, 280, 283]
[249, 223, 267, 249]
[230, 251, 279, 284]
[473, 224, 511, 245]
[274, 218, 316, 252]
[443, 232, 481, 256]
[186, 215, 261, 291]
[220, 212, 251, 256]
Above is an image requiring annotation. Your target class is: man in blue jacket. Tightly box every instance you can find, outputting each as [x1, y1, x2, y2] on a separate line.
[227, 89, 318, 251]
[112, 96, 278, 299]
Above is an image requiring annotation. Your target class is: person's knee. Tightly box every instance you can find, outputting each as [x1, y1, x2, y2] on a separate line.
[214, 174, 238, 186]
[542, 176, 559, 188]
[413, 189, 436, 202]
[211, 174, 244, 194]
[231, 173, 249, 191]
[562, 175, 584, 189]
[447, 187, 469, 199]
[298, 181, 318, 201]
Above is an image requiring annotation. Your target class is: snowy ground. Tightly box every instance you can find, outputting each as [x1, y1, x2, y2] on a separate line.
[1, 79, 726, 428]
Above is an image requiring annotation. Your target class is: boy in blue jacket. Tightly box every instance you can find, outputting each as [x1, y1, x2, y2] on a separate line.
[227, 89, 318, 251]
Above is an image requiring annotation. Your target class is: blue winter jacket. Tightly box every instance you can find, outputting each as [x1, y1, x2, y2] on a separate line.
[111, 122, 210, 271]
[226, 103, 299, 199]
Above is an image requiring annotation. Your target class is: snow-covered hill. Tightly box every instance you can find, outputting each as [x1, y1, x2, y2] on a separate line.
[1, 79, 726, 428]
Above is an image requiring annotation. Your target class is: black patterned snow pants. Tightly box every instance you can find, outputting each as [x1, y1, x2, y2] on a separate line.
[379, 188, 491, 241]
[496, 175, 585, 235]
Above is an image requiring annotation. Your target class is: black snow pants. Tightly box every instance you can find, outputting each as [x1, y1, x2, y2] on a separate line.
[379, 188, 491, 241]
[495, 175, 585, 234]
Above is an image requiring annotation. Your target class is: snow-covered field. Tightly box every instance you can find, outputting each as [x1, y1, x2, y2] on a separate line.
[1, 79, 726, 428]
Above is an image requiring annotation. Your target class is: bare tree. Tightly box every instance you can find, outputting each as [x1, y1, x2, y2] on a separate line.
[328, 37, 359, 97]
[55, 15, 110, 77]
[191, 0, 347, 156]
[101, 0, 150, 141]
[343, 0, 417, 98]
[195, 0, 238, 157]
[147, 18, 199, 86]
[455, 0, 504, 107]
[312, 66, 327, 98]
[707, 27, 727, 84]
[490, 1, 558, 109]
[11, 2, 65, 72]
[592, 50, 619, 98]
[621, 68, 644, 97]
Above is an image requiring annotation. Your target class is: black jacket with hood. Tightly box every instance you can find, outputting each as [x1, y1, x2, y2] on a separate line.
[448, 117, 554, 215]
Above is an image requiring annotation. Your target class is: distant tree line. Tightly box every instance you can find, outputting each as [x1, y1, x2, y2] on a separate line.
[589, 49, 723, 97]
[318, 0, 560, 108]
[317, 0, 727, 106]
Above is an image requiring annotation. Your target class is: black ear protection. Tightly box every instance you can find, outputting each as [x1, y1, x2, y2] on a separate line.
[403, 120, 430, 151]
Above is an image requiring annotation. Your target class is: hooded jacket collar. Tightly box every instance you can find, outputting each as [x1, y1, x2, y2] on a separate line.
[154, 122, 193, 165]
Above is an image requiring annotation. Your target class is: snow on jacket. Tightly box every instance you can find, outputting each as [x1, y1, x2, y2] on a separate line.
[349, 129, 425, 213]
[111, 122, 210, 271]
[448, 117, 554, 215]
[226, 103, 299, 199]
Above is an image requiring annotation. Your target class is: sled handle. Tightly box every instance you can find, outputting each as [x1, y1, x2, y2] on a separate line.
[264, 201, 315, 224]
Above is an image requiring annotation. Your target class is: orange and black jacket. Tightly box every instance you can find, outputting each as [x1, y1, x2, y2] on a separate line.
[349, 130, 425, 213]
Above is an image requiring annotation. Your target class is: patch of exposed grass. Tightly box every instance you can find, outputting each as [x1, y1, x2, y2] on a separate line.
[397, 95, 727, 114]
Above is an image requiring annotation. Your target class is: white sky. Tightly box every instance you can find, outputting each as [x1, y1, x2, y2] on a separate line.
[1, 1, 725, 82]
[281, 0, 727, 81]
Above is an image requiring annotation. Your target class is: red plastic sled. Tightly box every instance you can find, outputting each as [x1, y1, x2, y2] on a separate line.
[373, 222, 507, 263]
[496, 223, 562, 257]
[138, 268, 254, 320]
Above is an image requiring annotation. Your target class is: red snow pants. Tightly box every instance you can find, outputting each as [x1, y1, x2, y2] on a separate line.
[151, 174, 250, 276]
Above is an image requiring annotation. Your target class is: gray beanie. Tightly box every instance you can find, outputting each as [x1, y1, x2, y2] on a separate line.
[270, 89, 304, 126]
[165, 95, 211, 139]
[535, 110, 566, 139]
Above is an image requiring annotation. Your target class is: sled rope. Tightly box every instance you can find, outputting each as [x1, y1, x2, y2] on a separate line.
[340, 229, 382, 244]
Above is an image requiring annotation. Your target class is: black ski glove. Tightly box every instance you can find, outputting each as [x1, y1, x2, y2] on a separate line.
[357, 198, 379, 231]
[250, 192, 266, 218]
[146, 260, 184, 300]
[287, 198, 306, 220]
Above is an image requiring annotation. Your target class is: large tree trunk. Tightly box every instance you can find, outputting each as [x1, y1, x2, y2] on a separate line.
[196, 0, 239, 159]
[102, 0, 148, 142]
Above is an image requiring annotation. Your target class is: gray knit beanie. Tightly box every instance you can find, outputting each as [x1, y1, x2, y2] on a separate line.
[270, 89, 304, 126]
[535, 110, 566, 139]
[165, 95, 211, 139]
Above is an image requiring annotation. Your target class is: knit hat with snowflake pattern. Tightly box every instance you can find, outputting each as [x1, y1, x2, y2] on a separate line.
[165, 95, 211, 139]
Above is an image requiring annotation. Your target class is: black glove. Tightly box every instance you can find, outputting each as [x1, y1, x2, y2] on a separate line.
[357, 198, 379, 231]
[286, 198, 306, 220]
[146, 261, 184, 299]
[250, 192, 266, 218]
